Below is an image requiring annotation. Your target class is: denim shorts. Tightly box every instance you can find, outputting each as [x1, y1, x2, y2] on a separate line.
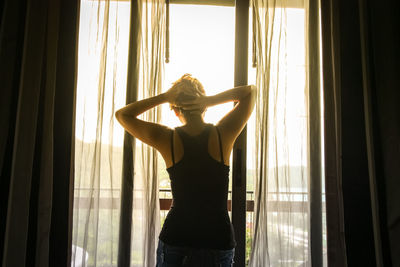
[156, 239, 235, 267]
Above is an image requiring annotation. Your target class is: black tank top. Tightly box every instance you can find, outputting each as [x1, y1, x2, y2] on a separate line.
[159, 124, 236, 250]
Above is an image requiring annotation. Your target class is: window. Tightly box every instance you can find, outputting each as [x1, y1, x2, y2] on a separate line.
[73, 1, 325, 266]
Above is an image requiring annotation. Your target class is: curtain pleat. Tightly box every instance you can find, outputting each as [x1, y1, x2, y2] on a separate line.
[319, 0, 348, 266]
[72, 1, 165, 266]
[249, 0, 314, 265]
[130, 1, 165, 266]
[0, 0, 79, 266]
[319, 0, 400, 265]
[358, 0, 400, 264]
[72, 1, 130, 266]
[306, 0, 323, 264]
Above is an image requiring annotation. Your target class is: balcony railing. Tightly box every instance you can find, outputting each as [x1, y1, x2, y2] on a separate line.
[73, 188, 312, 212]
[159, 188, 309, 212]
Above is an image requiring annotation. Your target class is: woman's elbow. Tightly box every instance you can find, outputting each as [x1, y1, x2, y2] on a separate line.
[243, 85, 256, 101]
[115, 109, 120, 118]
[115, 109, 124, 123]
[249, 85, 256, 94]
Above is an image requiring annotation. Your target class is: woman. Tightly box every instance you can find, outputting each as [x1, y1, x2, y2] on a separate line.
[115, 74, 255, 266]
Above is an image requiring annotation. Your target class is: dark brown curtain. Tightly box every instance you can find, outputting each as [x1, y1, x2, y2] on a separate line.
[320, 1, 348, 266]
[321, 0, 399, 266]
[358, 0, 400, 265]
[0, 0, 79, 266]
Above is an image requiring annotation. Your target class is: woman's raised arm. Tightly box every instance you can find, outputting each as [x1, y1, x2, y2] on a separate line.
[214, 84, 256, 140]
[115, 85, 184, 152]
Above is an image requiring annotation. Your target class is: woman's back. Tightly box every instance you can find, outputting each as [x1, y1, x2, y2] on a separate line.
[159, 124, 235, 250]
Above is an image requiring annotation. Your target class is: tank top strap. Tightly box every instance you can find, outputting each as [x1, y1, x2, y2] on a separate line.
[215, 126, 224, 164]
[170, 129, 175, 165]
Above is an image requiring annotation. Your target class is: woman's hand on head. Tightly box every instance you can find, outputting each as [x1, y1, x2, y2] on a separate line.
[179, 94, 208, 111]
[164, 84, 192, 106]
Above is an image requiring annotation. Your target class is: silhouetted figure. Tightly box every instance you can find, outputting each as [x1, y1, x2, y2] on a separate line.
[116, 74, 255, 266]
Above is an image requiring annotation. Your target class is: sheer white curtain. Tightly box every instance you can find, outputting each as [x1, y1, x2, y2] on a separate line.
[72, 0, 130, 266]
[130, 1, 166, 266]
[72, 0, 165, 266]
[249, 0, 311, 266]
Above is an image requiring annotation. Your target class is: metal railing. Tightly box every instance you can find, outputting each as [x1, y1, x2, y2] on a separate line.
[73, 188, 313, 212]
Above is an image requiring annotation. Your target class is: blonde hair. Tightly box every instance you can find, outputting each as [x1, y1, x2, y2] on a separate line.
[172, 73, 205, 97]
[170, 74, 206, 115]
